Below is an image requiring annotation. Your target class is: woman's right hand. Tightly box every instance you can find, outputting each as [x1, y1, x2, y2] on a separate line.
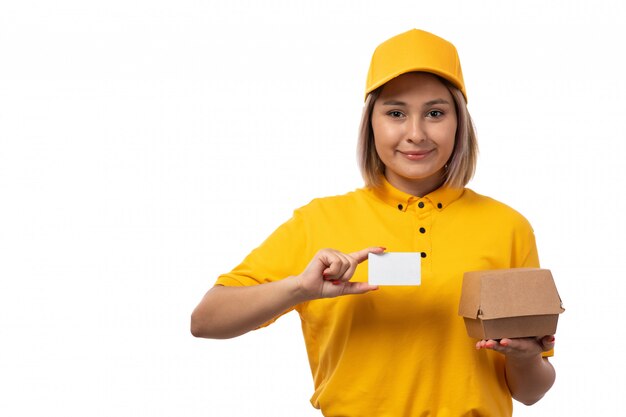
[295, 247, 385, 300]
[191, 246, 386, 339]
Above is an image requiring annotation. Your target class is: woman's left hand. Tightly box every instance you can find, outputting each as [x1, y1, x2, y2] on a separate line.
[475, 335, 555, 359]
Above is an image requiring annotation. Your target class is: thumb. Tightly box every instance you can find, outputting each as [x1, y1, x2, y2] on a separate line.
[539, 335, 556, 351]
[348, 246, 386, 264]
[341, 281, 379, 296]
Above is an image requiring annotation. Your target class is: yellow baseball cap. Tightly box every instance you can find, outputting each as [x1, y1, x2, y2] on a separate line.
[365, 29, 467, 101]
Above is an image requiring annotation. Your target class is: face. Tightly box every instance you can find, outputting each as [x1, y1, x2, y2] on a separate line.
[371, 72, 457, 196]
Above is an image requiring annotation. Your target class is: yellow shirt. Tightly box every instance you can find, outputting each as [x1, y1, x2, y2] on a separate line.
[216, 179, 540, 417]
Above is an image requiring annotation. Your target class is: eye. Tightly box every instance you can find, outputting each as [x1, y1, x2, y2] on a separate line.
[427, 110, 443, 118]
[387, 110, 405, 118]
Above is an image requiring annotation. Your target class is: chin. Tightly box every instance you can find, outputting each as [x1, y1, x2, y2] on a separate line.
[401, 170, 440, 180]
[400, 168, 446, 183]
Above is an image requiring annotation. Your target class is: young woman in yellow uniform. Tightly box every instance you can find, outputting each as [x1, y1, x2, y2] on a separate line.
[192, 29, 556, 416]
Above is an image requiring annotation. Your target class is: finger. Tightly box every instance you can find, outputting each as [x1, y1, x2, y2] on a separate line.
[313, 250, 336, 278]
[539, 335, 556, 351]
[348, 246, 386, 264]
[476, 339, 502, 350]
[341, 282, 379, 295]
[323, 253, 351, 280]
[475, 339, 491, 350]
[336, 253, 354, 280]
[496, 337, 547, 356]
[485, 339, 500, 349]
[337, 253, 359, 282]
[320, 251, 344, 278]
[499, 338, 529, 350]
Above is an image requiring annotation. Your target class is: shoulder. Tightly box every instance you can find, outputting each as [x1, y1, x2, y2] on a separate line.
[294, 187, 370, 218]
[460, 189, 534, 231]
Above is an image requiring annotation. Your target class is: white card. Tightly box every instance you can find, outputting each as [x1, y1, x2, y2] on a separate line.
[368, 252, 422, 286]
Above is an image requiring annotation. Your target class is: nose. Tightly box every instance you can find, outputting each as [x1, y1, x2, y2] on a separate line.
[406, 115, 426, 143]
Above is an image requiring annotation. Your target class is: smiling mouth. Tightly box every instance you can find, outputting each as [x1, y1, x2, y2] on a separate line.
[399, 149, 434, 160]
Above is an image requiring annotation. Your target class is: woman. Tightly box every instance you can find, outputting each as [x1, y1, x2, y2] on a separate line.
[192, 29, 556, 416]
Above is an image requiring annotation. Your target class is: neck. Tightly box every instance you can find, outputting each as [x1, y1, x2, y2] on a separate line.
[384, 170, 445, 197]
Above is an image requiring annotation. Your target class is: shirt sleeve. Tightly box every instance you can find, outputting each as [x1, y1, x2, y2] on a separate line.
[214, 208, 310, 327]
[512, 215, 540, 269]
[511, 215, 555, 357]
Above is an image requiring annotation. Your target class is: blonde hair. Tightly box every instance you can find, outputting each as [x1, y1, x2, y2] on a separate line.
[357, 74, 478, 190]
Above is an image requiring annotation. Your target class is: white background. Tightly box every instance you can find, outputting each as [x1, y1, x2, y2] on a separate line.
[1, 1, 624, 415]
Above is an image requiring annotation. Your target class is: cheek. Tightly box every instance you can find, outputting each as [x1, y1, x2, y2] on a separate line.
[373, 135, 396, 165]
[438, 124, 457, 156]
[373, 137, 388, 163]
[371, 123, 384, 153]
[372, 121, 396, 150]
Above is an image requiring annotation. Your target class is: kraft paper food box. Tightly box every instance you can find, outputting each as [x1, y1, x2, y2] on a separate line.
[458, 268, 565, 339]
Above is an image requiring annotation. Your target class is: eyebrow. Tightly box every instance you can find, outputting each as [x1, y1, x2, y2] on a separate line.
[381, 98, 451, 107]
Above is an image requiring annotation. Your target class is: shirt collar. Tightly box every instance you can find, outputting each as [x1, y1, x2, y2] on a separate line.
[369, 176, 464, 212]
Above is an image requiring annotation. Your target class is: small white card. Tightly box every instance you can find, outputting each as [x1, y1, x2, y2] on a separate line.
[368, 252, 422, 286]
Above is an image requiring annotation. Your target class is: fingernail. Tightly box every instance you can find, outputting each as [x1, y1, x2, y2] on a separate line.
[549, 336, 555, 343]
[380, 247, 387, 251]
[331, 280, 340, 285]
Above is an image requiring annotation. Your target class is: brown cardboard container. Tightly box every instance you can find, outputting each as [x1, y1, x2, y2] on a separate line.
[458, 268, 564, 339]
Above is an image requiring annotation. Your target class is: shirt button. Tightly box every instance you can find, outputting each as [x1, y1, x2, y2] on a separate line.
[397, 204, 403, 210]
[419, 227, 426, 234]
[418, 202, 425, 208]
[421, 252, 427, 258]
[437, 203, 443, 209]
